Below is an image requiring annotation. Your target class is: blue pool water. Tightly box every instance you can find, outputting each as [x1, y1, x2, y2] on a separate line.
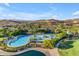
[7, 35, 30, 47]
[16, 50, 45, 56]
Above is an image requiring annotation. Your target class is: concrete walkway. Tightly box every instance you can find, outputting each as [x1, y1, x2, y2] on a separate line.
[0, 48, 59, 56]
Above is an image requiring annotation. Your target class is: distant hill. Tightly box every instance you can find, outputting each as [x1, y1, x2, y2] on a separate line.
[0, 20, 20, 27]
[63, 19, 79, 26]
[0, 18, 79, 27]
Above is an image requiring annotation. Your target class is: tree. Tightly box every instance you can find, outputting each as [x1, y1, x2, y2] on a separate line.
[43, 40, 54, 49]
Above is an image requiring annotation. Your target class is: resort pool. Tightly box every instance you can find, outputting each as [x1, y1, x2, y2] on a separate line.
[16, 50, 46, 56]
[7, 35, 30, 47]
[7, 34, 56, 47]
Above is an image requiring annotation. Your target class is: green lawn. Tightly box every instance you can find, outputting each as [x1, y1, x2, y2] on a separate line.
[59, 40, 79, 56]
[0, 37, 6, 41]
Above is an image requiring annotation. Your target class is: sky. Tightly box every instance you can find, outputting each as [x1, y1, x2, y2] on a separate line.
[0, 3, 79, 20]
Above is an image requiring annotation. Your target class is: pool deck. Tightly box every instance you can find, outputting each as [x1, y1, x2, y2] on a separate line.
[0, 48, 59, 56]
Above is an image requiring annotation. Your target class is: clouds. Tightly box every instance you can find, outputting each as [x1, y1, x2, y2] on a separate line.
[1, 3, 79, 20]
[4, 3, 10, 7]
[72, 11, 79, 18]
[73, 11, 79, 16]
[0, 5, 59, 20]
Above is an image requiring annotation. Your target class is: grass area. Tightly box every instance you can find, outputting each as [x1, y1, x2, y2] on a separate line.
[59, 40, 79, 56]
[0, 37, 7, 41]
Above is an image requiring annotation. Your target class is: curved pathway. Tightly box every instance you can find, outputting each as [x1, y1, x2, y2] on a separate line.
[0, 48, 59, 56]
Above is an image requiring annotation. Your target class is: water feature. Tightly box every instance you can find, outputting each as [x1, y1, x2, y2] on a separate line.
[16, 50, 46, 56]
[33, 34, 56, 41]
[7, 34, 56, 47]
[7, 35, 30, 47]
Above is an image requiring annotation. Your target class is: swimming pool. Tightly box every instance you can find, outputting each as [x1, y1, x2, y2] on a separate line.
[7, 34, 56, 47]
[7, 35, 30, 47]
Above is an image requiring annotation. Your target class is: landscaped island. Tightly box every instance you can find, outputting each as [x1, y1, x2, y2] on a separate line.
[0, 19, 79, 56]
